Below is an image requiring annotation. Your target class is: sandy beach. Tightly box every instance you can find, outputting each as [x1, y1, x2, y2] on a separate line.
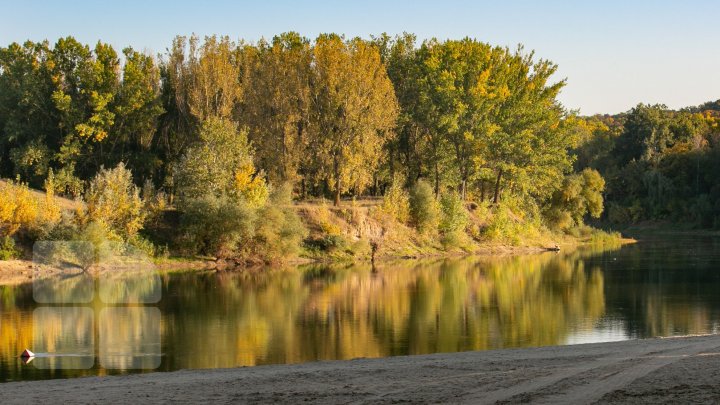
[1, 334, 719, 404]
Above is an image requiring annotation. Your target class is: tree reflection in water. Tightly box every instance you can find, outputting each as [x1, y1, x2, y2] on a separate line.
[4, 238, 720, 382]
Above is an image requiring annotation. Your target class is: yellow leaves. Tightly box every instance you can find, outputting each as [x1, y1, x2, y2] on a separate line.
[75, 91, 115, 142]
[380, 175, 411, 224]
[497, 84, 511, 100]
[233, 163, 269, 209]
[51, 90, 71, 112]
[84, 163, 146, 239]
[0, 180, 60, 238]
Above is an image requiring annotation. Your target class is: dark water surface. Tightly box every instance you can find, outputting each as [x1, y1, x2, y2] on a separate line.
[2, 235, 720, 382]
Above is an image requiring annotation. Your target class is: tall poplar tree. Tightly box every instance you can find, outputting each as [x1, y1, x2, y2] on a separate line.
[308, 35, 398, 205]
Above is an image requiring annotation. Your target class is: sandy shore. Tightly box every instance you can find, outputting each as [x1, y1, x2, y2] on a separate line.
[1, 334, 719, 404]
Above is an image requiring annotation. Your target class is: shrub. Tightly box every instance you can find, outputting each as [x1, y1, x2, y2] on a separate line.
[439, 192, 468, 234]
[48, 166, 84, 198]
[409, 180, 440, 234]
[544, 168, 605, 231]
[82, 163, 146, 239]
[174, 117, 267, 204]
[439, 191, 469, 249]
[233, 163, 269, 209]
[179, 194, 256, 258]
[315, 202, 342, 236]
[483, 202, 541, 245]
[0, 236, 19, 260]
[381, 174, 410, 224]
[141, 179, 168, 227]
[254, 183, 307, 261]
[0, 179, 60, 240]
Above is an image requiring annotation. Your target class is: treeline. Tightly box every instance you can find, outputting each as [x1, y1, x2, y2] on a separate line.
[0, 33, 585, 205]
[0, 32, 613, 260]
[574, 103, 720, 227]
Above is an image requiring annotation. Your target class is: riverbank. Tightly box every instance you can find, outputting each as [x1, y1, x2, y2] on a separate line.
[1, 334, 718, 404]
[0, 235, 633, 287]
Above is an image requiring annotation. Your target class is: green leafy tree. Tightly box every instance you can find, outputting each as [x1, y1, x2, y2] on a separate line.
[544, 168, 605, 231]
[482, 48, 570, 204]
[174, 117, 266, 204]
[112, 47, 164, 180]
[0, 40, 58, 187]
[409, 179, 440, 234]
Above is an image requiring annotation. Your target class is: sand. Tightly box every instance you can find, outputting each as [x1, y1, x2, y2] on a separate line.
[1, 334, 719, 404]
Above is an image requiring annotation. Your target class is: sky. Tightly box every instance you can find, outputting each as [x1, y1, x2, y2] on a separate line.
[1, 0, 718, 115]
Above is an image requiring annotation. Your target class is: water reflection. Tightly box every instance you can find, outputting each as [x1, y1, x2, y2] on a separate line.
[3, 237, 720, 382]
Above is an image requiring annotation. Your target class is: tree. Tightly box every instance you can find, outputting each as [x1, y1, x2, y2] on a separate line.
[187, 35, 244, 121]
[308, 35, 398, 205]
[373, 33, 424, 187]
[481, 48, 570, 204]
[242, 32, 311, 185]
[112, 47, 164, 180]
[174, 117, 267, 207]
[157, 35, 244, 190]
[0, 40, 58, 187]
[51, 38, 121, 181]
[614, 104, 671, 166]
[414, 39, 502, 199]
[544, 168, 605, 230]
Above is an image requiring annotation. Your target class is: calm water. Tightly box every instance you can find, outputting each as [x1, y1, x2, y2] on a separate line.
[2, 235, 720, 382]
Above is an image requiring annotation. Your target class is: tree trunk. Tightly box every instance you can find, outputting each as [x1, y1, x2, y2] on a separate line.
[434, 162, 440, 199]
[493, 169, 503, 204]
[460, 178, 467, 200]
[334, 177, 341, 206]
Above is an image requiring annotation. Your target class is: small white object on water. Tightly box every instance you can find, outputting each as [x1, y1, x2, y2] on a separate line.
[20, 349, 35, 358]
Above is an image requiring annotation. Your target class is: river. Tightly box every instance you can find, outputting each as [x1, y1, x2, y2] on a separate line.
[1, 235, 720, 382]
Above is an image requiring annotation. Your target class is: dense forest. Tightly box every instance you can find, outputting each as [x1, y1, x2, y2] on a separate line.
[574, 104, 720, 227]
[0, 32, 717, 261]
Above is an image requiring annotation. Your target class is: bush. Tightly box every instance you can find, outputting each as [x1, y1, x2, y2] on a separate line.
[174, 117, 267, 205]
[310, 234, 347, 251]
[253, 183, 307, 261]
[179, 194, 256, 258]
[47, 166, 84, 198]
[141, 179, 168, 227]
[82, 163, 146, 239]
[381, 174, 410, 224]
[483, 201, 540, 245]
[0, 236, 19, 260]
[409, 180, 440, 234]
[544, 168, 605, 231]
[0, 179, 60, 240]
[439, 192, 468, 234]
[315, 202, 342, 235]
[439, 191, 469, 249]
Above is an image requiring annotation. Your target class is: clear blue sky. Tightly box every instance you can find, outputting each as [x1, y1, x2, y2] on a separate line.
[1, 0, 718, 115]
